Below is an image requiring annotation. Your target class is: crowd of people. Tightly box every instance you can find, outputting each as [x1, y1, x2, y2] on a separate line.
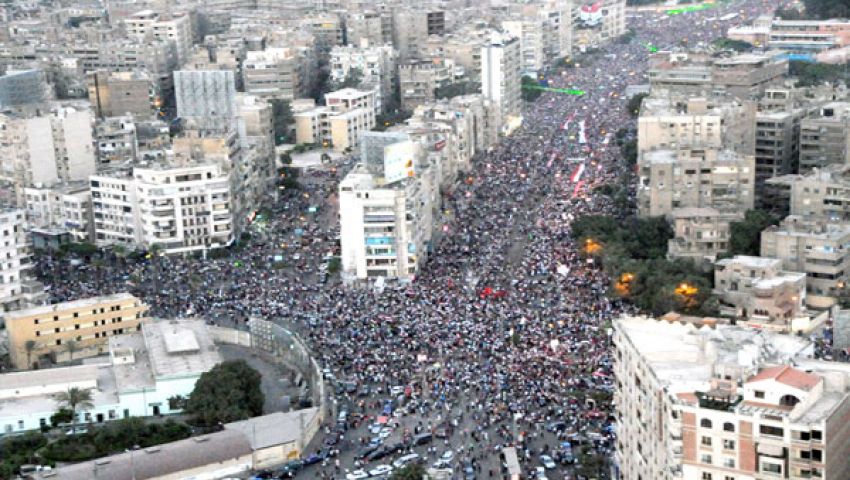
[35, 1, 782, 478]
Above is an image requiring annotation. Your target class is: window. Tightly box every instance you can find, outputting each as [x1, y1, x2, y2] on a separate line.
[761, 462, 781, 475]
[702, 474, 712, 480]
[701, 436, 712, 446]
[701, 454, 712, 464]
[812, 449, 822, 461]
[760, 425, 784, 437]
[812, 430, 822, 441]
[755, 390, 765, 399]
[723, 422, 735, 432]
[701, 418, 713, 428]
[17, 420, 24, 429]
[723, 439, 735, 450]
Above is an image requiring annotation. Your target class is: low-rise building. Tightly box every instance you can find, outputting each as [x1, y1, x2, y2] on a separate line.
[242, 47, 306, 100]
[23, 181, 93, 243]
[714, 255, 812, 332]
[0, 318, 221, 436]
[3, 293, 149, 369]
[666, 207, 733, 263]
[798, 102, 850, 173]
[761, 215, 850, 303]
[294, 88, 377, 152]
[614, 314, 850, 480]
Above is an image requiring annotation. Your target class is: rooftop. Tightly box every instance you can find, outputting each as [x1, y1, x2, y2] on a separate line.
[2, 293, 140, 322]
[715, 255, 782, 269]
[747, 365, 821, 391]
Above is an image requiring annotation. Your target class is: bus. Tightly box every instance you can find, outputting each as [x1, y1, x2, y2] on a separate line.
[501, 447, 522, 480]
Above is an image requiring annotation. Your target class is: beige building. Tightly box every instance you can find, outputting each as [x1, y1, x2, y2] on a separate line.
[391, 9, 446, 61]
[614, 314, 850, 480]
[714, 255, 810, 332]
[667, 207, 733, 263]
[637, 148, 755, 218]
[775, 164, 850, 222]
[399, 60, 452, 112]
[345, 11, 393, 48]
[755, 100, 804, 209]
[294, 88, 377, 152]
[87, 71, 157, 119]
[242, 48, 306, 100]
[799, 102, 850, 173]
[23, 181, 93, 243]
[761, 215, 850, 302]
[3, 293, 148, 369]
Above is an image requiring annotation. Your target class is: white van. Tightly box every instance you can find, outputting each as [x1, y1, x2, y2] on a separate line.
[392, 453, 420, 469]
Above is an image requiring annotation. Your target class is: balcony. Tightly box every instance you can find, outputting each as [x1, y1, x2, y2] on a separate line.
[696, 390, 742, 411]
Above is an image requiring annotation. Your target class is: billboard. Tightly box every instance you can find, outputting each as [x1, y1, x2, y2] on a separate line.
[383, 141, 415, 184]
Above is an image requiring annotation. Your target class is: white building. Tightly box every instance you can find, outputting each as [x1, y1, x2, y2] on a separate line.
[174, 70, 238, 120]
[91, 163, 234, 254]
[329, 42, 398, 113]
[124, 10, 193, 64]
[614, 314, 850, 480]
[0, 208, 44, 312]
[23, 182, 93, 243]
[294, 88, 377, 152]
[339, 162, 433, 281]
[481, 32, 522, 134]
[502, 18, 547, 77]
[0, 319, 222, 436]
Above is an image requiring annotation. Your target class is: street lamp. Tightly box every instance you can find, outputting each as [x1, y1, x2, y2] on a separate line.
[584, 238, 601, 255]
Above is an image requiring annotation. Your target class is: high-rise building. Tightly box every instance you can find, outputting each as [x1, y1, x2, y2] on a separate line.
[123, 10, 193, 64]
[87, 71, 158, 119]
[174, 70, 238, 120]
[330, 42, 398, 113]
[798, 102, 850, 173]
[242, 48, 305, 100]
[614, 314, 850, 480]
[0, 208, 45, 312]
[399, 61, 452, 112]
[294, 88, 377, 152]
[345, 11, 393, 47]
[391, 9, 445, 61]
[481, 32, 522, 134]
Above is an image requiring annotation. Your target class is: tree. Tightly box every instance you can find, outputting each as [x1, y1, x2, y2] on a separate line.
[789, 60, 850, 87]
[270, 99, 294, 145]
[50, 408, 74, 426]
[727, 209, 780, 257]
[800, 0, 850, 19]
[620, 138, 637, 166]
[435, 81, 478, 100]
[627, 93, 648, 117]
[330, 67, 363, 91]
[713, 37, 754, 52]
[64, 340, 79, 363]
[184, 360, 264, 426]
[24, 340, 38, 369]
[391, 463, 426, 480]
[54, 387, 94, 431]
[521, 76, 543, 102]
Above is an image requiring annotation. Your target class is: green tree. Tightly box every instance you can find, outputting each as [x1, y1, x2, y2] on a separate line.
[270, 99, 294, 145]
[330, 67, 363, 91]
[391, 463, 426, 480]
[436, 81, 478, 99]
[54, 387, 94, 431]
[789, 60, 850, 87]
[50, 408, 74, 426]
[327, 257, 341, 274]
[184, 360, 264, 426]
[713, 37, 754, 52]
[627, 92, 648, 117]
[521, 76, 543, 102]
[620, 138, 637, 166]
[800, 0, 850, 19]
[727, 209, 780, 257]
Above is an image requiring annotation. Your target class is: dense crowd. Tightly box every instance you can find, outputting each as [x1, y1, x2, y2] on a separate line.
[35, 1, 781, 478]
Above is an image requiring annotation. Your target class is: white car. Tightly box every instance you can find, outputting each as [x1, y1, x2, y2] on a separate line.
[368, 464, 393, 477]
[378, 427, 392, 438]
[540, 454, 556, 469]
[441, 450, 454, 462]
[345, 470, 369, 480]
[392, 453, 420, 468]
[369, 423, 383, 434]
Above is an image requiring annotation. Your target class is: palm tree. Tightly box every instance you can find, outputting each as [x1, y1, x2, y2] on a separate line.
[55, 387, 94, 431]
[91, 258, 105, 291]
[65, 339, 79, 363]
[24, 340, 37, 369]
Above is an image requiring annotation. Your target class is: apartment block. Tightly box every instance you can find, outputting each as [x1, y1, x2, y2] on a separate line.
[302, 14, 345, 51]
[0, 209, 45, 312]
[23, 182, 93, 243]
[338, 162, 433, 281]
[294, 88, 377, 152]
[91, 163, 234, 254]
[798, 102, 850, 173]
[666, 207, 733, 263]
[242, 48, 305, 100]
[391, 9, 445, 61]
[330, 42, 398, 113]
[399, 61, 452, 112]
[481, 32, 522, 134]
[761, 216, 850, 301]
[345, 11, 393, 47]
[614, 314, 850, 480]
[502, 18, 547, 77]
[754, 106, 804, 209]
[87, 71, 158, 119]
[3, 293, 149, 369]
[637, 148, 755, 218]
[714, 255, 811, 332]
[123, 10, 193, 64]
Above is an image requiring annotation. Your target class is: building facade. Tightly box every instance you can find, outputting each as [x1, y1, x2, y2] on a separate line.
[481, 33, 522, 134]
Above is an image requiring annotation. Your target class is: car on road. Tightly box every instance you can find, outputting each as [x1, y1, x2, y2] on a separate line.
[366, 446, 390, 462]
[463, 461, 476, 479]
[540, 454, 556, 469]
[411, 433, 432, 446]
[345, 470, 369, 480]
[534, 466, 549, 479]
[368, 465, 393, 477]
[392, 453, 420, 468]
[356, 445, 378, 459]
[378, 427, 392, 438]
[546, 421, 567, 432]
[302, 453, 322, 466]
[368, 436, 383, 447]
[440, 450, 454, 462]
[369, 423, 383, 435]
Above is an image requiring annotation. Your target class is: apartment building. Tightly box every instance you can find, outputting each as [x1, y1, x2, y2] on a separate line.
[174, 70, 238, 120]
[123, 10, 193, 64]
[648, 51, 788, 99]
[666, 207, 733, 263]
[345, 11, 393, 47]
[755, 107, 804, 209]
[87, 71, 158, 119]
[637, 96, 756, 156]
[502, 18, 547, 77]
[0, 69, 50, 112]
[294, 88, 377, 152]
[3, 293, 149, 369]
[95, 116, 138, 167]
[391, 9, 445, 61]
[637, 148, 755, 218]
[338, 162, 433, 281]
[714, 255, 809, 332]
[22, 181, 93, 243]
[0, 105, 97, 204]
[481, 32, 522, 134]
[614, 314, 850, 480]
[761, 215, 850, 301]
[330, 42, 398, 113]
[0, 208, 45, 313]
[242, 48, 305, 100]
[798, 102, 850, 173]
[302, 14, 345, 51]
[399, 61, 452, 112]
[90, 163, 234, 254]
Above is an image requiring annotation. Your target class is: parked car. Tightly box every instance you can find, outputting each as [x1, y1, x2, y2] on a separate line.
[392, 453, 421, 469]
[345, 470, 369, 480]
[368, 464, 393, 477]
[540, 455, 556, 469]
